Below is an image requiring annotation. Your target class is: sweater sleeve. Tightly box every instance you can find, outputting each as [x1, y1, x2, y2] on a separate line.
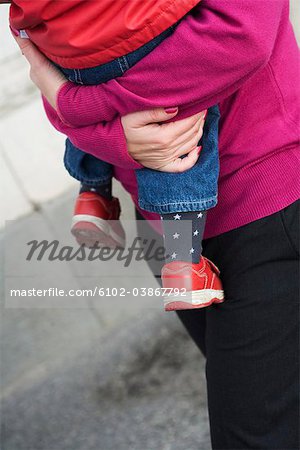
[56, 81, 117, 127]
[57, 0, 285, 125]
[43, 96, 142, 169]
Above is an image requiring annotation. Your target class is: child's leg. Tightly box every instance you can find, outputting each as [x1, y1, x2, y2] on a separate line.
[64, 139, 126, 248]
[136, 106, 223, 310]
[161, 210, 207, 264]
[137, 106, 220, 262]
[64, 138, 113, 199]
[79, 180, 112, 200]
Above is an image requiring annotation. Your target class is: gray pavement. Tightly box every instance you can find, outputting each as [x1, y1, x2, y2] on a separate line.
[1, 189, 210, 450]
[2, 308, 209, 450]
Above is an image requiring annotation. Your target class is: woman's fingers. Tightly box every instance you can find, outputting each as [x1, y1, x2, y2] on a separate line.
[144, 116, 204, 164]
[158, 110, 206, 141]
[125, 109, 205, 152]
[124, 107, 179, 128]
[162, 116, 204, 155]
[144, 111, 205, 160]
[158, 146, 201, 173]
[122, 108, 206, 169]
[171, 119, 204, 158]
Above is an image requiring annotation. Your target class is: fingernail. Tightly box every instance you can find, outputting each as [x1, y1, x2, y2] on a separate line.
[165, 107, 178, 114]
[10, 26, 19, 37]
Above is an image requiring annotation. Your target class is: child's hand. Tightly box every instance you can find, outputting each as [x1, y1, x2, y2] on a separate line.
[11, 31, 67, 110]
[122, 109, 206, 172]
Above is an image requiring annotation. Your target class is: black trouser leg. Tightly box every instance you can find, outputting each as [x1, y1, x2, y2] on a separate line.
[136, 201, 299, 449]
[202, 201, 299, 449]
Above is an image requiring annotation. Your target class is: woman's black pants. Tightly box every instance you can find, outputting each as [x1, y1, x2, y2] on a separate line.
[136, 200, 299, 449]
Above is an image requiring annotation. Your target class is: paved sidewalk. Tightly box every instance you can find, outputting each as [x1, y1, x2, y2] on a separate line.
[0, 5, 76, 228]
[1, 189, 211, 450]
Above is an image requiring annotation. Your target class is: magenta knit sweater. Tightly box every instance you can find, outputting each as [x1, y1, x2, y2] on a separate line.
[43, 0, 300, 239]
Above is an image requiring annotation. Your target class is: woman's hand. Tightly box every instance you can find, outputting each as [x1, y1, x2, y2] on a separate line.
[12, 32, 67, 109]
[121, 109, 205, 172]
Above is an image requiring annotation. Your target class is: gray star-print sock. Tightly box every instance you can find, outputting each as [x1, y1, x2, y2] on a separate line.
[161, 211, 207, 264]
[80, 180, 112, 200]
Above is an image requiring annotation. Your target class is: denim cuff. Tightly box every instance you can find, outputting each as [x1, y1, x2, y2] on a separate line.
[138, 196, 218, 214]
[64, 144, 113, 186]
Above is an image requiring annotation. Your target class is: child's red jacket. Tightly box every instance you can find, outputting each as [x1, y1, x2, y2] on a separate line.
[10, 0, 199, 68]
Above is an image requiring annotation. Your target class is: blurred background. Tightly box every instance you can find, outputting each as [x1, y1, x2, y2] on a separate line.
[0, 3, 299, 450]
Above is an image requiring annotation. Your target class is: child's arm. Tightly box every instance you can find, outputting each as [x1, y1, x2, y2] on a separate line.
[56, 0, 284, 126]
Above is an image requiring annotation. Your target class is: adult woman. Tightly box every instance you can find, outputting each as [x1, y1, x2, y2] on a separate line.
[13, 0, 299, 448]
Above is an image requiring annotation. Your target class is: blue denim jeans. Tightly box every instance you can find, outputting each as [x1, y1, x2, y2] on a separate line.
[58, 24, 220, 214]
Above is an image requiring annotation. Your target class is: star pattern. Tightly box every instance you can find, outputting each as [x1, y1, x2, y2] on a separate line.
[161, 210, 207, 264]
[173, 214, 181, 220]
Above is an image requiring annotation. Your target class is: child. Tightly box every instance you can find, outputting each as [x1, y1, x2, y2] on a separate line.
[9, 0, 224, 311]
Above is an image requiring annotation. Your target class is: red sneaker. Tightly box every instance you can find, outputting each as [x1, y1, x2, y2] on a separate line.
[162, 256, 224, 311]
[71, 192, 126, 248]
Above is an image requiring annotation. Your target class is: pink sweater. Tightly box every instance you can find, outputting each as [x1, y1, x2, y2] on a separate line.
[44, 0, 300, 239]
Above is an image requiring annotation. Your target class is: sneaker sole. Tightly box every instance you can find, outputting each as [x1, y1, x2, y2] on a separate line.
[164, 289, 224, 311]
[71, 215, 125, 249]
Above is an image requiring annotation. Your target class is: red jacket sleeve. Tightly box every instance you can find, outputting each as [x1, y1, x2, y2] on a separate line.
[56, 0, 285, 126]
